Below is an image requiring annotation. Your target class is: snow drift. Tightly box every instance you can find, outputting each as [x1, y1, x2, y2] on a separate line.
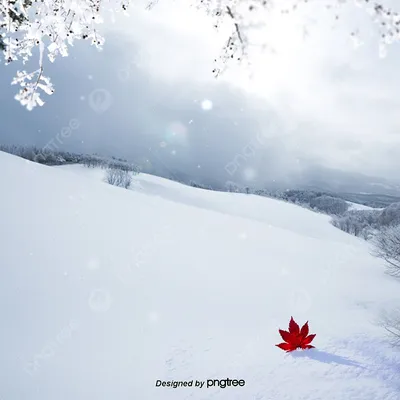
[1, 151, 399, 399]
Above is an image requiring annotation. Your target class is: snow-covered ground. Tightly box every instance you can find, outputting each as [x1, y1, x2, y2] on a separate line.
[1, 152, 400, 399]
[347, 201, 375, 211]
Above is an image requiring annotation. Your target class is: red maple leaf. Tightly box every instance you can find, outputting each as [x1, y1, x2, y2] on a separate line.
[275, 317, 316, 352]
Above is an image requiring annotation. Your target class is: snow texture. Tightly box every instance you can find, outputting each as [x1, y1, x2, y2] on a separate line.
[0, 151, 400, 399]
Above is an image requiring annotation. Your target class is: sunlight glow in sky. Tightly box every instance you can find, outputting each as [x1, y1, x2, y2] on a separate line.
[98, 0, 400, 180]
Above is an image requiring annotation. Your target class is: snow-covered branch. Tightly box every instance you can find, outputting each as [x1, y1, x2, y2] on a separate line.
[0, 0, 130, 109]
[196, 0, 400, 77]
[2, 0, 400, 109]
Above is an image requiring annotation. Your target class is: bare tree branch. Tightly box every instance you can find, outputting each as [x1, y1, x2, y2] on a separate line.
[226, 5, 243, 44]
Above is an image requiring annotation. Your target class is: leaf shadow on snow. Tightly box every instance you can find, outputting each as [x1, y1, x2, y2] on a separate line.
[290, 349, 365, 368]
[289, 339, 400, 393]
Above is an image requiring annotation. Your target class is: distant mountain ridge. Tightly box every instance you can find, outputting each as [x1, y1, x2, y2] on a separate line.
[2, 143, 400, 208]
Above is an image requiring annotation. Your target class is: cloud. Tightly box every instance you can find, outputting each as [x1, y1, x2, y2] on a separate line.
[98, 0, 400, 181]
[1, 0, 400, 187]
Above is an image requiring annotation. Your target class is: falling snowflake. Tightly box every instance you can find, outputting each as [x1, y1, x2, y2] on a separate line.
[243, 168, 256, 181]
[160, 141, 167, 148]
[288, 289, 312, 314]
[379, 43, 387, 58]
[281, 268, 289, 276]
[88, 289, 112, 313]
[166, 121, 188, 146]
[87, 258, 100, 270]
[201, 99, 213, 111]
[148, 312, 159, 323]
[171, 150, 177, 155]
[168, 121, 187, 136]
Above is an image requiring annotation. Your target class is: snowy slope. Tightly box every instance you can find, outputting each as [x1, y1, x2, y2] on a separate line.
[1, 153, 400, 400]
[347, 201, 376, 211]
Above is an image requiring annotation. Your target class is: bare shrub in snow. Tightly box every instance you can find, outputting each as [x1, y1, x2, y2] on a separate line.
[225, 180, 244, 193]
[108, 160, 140, 173]
[189, 180, 213, 190]
[379, 308, 400, 348]
[105, 168, 132, 189]
[82, 156, 107, 169]
[372, 225, 400, 279]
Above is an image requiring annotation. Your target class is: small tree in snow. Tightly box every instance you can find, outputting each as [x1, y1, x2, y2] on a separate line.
[3, 0, 400, 110]
[373, 225, 400, 279]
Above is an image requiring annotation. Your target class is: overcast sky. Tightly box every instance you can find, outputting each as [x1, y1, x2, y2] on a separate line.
[1, 0, 400, 188]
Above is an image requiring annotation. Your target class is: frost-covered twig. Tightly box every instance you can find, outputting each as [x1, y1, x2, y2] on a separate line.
[372, 225, 400, 279]
[2, 0, 400, 110]
[191, 0, 400, 79]
[0, 0, 130, 110]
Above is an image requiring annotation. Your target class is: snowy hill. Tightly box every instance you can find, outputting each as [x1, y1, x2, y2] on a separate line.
[346, 201, 376, 211]
[1, 151, 400, 400]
